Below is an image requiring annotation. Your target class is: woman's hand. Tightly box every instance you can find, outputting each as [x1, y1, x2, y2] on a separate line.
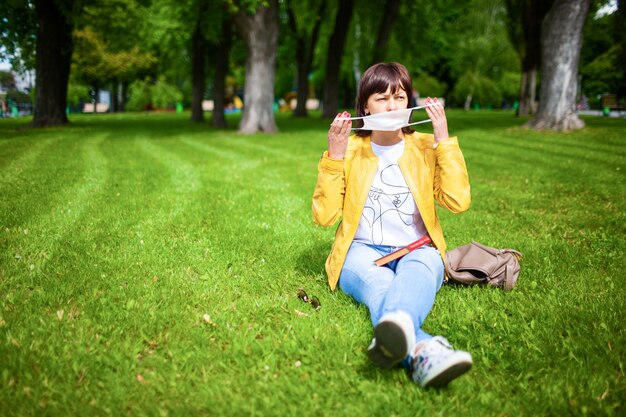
[328, 111, 352, 160]
[424, 97, 449, 144]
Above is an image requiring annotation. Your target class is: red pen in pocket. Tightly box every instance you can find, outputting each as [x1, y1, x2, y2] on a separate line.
[374, 236, 432, 267]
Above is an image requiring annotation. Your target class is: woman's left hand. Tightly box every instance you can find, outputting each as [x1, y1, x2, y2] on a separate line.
[424, 97, 449, 144]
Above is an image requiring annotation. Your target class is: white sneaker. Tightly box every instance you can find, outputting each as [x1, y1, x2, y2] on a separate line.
[410, 336, 472, 387]
[367, 311, 416, 369]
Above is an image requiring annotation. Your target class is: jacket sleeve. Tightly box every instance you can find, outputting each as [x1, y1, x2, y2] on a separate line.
[433, 137, 471, 213]
[312, 151, 346, 226]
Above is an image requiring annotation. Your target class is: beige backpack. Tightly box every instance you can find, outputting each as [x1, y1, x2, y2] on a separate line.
[444, 242, 523, 291]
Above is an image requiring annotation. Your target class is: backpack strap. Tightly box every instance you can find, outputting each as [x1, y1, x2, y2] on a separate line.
[503, 263, 515, 291]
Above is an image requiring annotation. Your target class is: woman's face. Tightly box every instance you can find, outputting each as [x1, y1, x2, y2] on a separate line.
[364, 85, 408, 115]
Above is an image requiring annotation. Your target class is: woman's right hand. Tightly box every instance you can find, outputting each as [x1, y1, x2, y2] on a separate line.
[328, 112, 352, 160]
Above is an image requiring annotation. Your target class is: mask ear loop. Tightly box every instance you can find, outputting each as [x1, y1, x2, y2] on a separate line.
[404, 107, 432, 127]
[334, 114, 366, 130]
[402, 103, 439, 124]
[406, 119, 432, 126]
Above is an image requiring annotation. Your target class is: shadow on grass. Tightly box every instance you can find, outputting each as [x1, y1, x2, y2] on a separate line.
[355, 359, 416, 385]
[295, 242, 329, 276]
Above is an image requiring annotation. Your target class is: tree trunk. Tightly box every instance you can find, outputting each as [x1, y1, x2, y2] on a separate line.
[322, 0, 355, 118]
[527, 0, 590, 131]
[518, 0, 549, 116]
[235, 0, 279, 134]
[615, 3, 626, 100]
[93, 83, 99, 114]
[32, 0, 74, 127]
[287, 0, 327, 117]
[110, 81, 118, 113]
[464, 94, 473, 111]
[505, 0, 553, 116]
[191, 20, 205, 123]
[518, 67, 537, 116]
[120, 81, 128, 112]
[212, 19, 231, 128]
[293, 40, 309, 117]
[369, 0, 401, 66]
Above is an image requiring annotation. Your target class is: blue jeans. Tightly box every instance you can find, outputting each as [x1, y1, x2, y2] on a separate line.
[338, 241, 444, 343]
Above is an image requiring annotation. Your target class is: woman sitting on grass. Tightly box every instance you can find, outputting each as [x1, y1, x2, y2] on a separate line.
[312, 62, 472, 388]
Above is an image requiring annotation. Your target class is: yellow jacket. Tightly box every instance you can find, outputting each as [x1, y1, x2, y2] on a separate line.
[312, 132, 471, 290]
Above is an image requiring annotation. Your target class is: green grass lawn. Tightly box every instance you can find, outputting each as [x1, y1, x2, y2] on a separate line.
[1, 111, 624, 416]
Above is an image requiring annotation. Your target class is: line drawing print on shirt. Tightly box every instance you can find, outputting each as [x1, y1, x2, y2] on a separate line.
[361, 163, 415, 244]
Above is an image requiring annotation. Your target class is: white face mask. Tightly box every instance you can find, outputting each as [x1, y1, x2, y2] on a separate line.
[337, 104, 436, 131]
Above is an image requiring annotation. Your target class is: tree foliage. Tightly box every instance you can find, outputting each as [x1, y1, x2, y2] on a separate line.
[0, 0, 37, 71]
[448, 0, 518, 108]
[125, 76, 183, 111]
[580, 2, 625, 103]
[413, 73, 446, 98]
[72, 27, 155, 88]
[452, 71, 502, 109]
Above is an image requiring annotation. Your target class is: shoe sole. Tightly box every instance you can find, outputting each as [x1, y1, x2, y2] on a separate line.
[423, 357, 472, 388]
[367, 321, 408, 369]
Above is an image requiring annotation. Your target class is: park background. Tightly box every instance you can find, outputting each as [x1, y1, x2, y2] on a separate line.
[1, 0, 624, 128]
[1, 0, 625, 416]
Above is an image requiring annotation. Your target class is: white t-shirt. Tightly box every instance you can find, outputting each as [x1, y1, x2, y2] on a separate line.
[353, 140, 427, 246]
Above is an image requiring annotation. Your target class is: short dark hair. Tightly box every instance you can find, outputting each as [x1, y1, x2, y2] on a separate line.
[354, 62, 414, 137]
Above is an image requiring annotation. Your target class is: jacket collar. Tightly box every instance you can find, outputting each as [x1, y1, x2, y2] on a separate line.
[361, 136, 377, 160]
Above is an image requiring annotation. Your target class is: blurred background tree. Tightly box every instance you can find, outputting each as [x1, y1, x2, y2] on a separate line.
[285, 0, 327, 117]
[1, 0, 84, 126]
[580, 0, 625, 108]
[77, 0, 155, 113]
[528, 0, 591, 131]
[504, 0, 554, 116]
[1, 0, 623, 132]
[73, 27, 155, 113]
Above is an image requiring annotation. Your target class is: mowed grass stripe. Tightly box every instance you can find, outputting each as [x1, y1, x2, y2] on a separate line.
[0, 132, 235, 414]
[1, 134, 109, 285]
[179, 134, 263, 170]
[3, 134, 184, 310]
[467, 131, 622, 179]
[175, 136, 309, 237]
[158, 134, 325, 287]
[460, 122, 626, 175]
[462, 132, 601, 176]
[221, 133, 321, 164]
[0, 134, 56, 180]
[0, 133, 117, 414]
[82, 133, 263, 287]
[0, 118, 52, 163]
[178, 136, 318, 263]
[136, 137, 201, 213]
[0, 136, 63, 227]
[462, 133, 624, 222]
[201, 139, 314, 231]
[72, 135, 213, 282]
